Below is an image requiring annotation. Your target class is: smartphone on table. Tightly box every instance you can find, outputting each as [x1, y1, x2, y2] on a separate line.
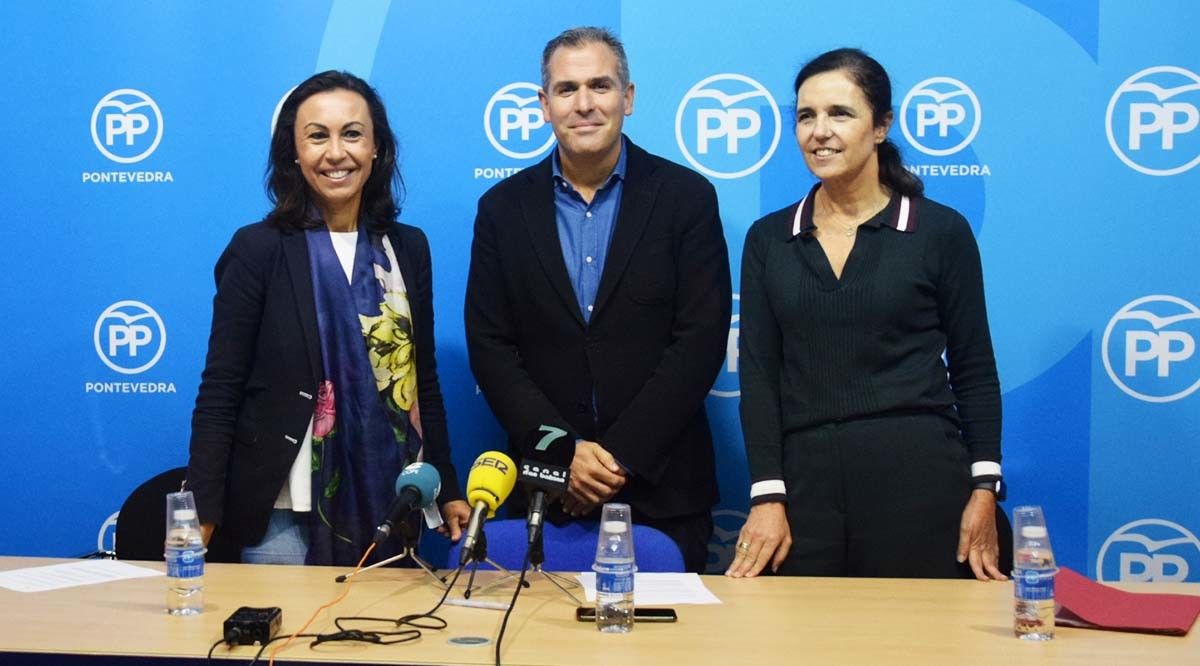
[575, 606, 678, 622]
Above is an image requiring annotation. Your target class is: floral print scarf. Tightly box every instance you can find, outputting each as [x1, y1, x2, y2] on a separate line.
[304, 227, 423, 566]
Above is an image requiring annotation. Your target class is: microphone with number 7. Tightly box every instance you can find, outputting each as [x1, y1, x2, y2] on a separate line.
[458, 451, 518, 566]
[372, 462, 441, 546]
[520, 425, 573, 545]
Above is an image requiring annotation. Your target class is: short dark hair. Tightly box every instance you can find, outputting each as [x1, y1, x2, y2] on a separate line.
[541, 26, 630, 91]
[264, 70, 404, 232]
[793, 48, 923, 198]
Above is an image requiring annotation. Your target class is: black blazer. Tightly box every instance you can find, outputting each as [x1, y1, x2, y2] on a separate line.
[186, 220, 462, 547]
[465, 139, 732, 520]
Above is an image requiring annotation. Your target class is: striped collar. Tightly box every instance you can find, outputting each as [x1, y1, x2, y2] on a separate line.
[790, 183, 917, 238]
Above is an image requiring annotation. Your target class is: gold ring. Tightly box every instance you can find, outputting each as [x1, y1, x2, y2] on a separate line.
[737, 541, 751, 552]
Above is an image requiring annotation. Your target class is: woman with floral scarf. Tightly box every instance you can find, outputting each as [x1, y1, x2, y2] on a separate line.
[185, 71, 470, 566]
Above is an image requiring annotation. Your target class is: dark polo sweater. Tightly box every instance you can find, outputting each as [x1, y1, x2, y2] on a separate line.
[739, 185, 1001, 502]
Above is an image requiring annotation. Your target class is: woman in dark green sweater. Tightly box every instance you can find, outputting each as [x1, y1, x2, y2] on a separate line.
[726, 48, 1005, 581]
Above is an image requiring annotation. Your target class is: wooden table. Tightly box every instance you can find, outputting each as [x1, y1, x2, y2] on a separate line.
[0, 557, 1195, 664]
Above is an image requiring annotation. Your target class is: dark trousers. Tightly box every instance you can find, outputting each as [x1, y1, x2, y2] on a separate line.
[777, 414, 973, 578]
[637, 510, 713, 574]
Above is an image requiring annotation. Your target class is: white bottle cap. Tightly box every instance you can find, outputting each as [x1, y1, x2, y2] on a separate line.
[173, 509, 197, 521]
[602, 520, 628, 534]
[1020, 525, 1047, 538]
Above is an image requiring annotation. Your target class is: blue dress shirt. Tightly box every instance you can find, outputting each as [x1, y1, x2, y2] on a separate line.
[552, 139, 627, 323]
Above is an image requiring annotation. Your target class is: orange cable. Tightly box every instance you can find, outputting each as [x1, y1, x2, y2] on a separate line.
[267, 542, 377, 666]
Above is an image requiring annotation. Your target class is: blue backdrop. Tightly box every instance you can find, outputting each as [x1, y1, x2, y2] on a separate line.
[2, 0, 1196, 581]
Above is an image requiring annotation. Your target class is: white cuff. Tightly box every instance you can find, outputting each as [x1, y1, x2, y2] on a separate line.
[970, 461, 1002, 478]
[750, 479, 787, 498]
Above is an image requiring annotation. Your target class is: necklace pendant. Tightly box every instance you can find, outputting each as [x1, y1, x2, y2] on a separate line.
[844, 226, 855, 237]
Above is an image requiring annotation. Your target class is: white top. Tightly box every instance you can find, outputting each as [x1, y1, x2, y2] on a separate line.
[273, 418, 313, 511]
[329, 231, 357, 283]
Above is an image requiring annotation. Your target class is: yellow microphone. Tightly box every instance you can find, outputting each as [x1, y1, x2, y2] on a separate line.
[459, 451, 517, 565]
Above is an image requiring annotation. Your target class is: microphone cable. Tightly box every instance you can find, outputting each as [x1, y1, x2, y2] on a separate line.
[493, 547, 533, 666]
[216, 552, 466, 665]
[205, 637, 226, 660]
[320, 562, 466, 646]
[265, 541, 377, 666]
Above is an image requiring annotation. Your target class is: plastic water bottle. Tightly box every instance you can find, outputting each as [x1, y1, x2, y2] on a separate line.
[164, 491, 206, 616]
[1012, 505, 1057, 640]
[593, 503, 635, 633]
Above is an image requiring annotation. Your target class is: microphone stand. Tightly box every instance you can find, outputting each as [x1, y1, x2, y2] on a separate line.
[526, 526, 585, 605]
[456, 527, 524, 599]
[335, 517, 448, 588]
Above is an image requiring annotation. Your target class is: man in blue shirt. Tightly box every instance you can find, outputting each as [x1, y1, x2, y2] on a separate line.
[465, 26, 732, 572]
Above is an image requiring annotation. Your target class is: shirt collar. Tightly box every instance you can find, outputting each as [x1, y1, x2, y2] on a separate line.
[552, 136, 628, 192]
[789, 182, 918, 239]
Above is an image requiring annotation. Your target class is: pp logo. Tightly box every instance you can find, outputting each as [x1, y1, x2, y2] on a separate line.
[1097, 519, 1200, 583]
[706, 508, 749, 573]
[484, 82, 554, 160]
[90, 89, 164, 163]
[93, 300, 167, 374]
[1106, 66, 1200, 176]
[97, 511, 118, 556]
[900, 77, 981, 156]
[1102, 295, 1200, 402]
[710, 294, 740, 398]
[675, 74, 781, 179]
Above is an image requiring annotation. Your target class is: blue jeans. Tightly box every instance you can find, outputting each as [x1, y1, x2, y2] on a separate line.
[240, 510, 309, 565]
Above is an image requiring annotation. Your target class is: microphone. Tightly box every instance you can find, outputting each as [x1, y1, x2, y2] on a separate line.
[458, 451, 518, 566]
[372, 462, 441, 546]
[520, 425, 573, 545]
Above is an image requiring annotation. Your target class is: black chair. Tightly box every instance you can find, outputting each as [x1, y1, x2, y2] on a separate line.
[114, 467, 240, 563]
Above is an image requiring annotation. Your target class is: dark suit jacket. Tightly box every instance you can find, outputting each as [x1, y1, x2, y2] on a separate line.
[186, 220, 462, 547]
[465, 139, 732, 520]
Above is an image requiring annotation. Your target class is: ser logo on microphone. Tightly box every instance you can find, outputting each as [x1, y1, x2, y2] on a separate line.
[1097, 518, 1200, 583]
[1106, 66, 1200, 176]
[472, 454, 511, 474]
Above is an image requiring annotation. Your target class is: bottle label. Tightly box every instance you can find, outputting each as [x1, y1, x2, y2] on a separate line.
[165, 548, 205, 579]
[597, 569, 634, 595]
[1014, 569, 1055, 601]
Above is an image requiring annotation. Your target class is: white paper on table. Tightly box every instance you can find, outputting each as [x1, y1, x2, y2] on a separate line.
[0, 560, 163, 593]
[575, 572, 722, 605]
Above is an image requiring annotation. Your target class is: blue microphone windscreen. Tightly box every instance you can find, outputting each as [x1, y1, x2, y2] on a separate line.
[395, 462, 441, 507]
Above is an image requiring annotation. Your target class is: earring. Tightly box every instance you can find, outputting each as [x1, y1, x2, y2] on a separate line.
[372, 153, 378, 160]
[293, 159, 299, 164]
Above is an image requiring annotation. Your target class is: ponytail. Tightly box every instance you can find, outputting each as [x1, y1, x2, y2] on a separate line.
[878, 139, 923, 198]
